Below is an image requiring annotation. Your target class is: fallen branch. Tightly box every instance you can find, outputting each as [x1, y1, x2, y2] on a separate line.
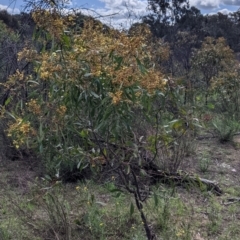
[145, 167, 222, 196]
[223, 197, 240, 206]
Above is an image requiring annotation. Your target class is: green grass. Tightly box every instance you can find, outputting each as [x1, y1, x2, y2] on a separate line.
[2, 149, 240, 240]
[0, 176, 194, 240]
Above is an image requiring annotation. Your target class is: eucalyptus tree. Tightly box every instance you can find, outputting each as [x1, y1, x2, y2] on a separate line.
[191, 37, 235, 105]
[147, 0, 190, 23]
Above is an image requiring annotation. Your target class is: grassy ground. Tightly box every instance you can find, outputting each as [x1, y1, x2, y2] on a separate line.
[1, 137, 240, 240]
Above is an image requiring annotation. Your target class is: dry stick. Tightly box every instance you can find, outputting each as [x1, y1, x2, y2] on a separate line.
[150, 112, 160, 164]
[131, 168, 155, 240]
[118, 167, 134, 194]
[89, 120, 155, 238]
[117, 165, 155, 240]
[147, 169, 222, 196]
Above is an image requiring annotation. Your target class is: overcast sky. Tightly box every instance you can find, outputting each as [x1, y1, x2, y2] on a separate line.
[0, 0, 239, 28]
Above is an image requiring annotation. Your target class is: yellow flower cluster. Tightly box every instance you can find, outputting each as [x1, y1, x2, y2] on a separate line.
[109, 90, 123, 105]
[20, 17, 167, 96]
[7, 118, 35, 149]
[56, 105, 67, 117]
[32, 10, 65, 39]
[140, 70, 166, 93]
[32, 8, 75, 40]
[13, 18, 168, 120]
[27, 99, 41, 115]
[7, 70, 24, 85]
[72, 20, 166, 93]
[176, 228, 185, 237]
[38, 53, 62, 80]
[18, 48, 38, 62]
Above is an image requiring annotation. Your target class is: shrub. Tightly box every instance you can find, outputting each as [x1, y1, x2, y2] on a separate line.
[212, 115, 240, 143]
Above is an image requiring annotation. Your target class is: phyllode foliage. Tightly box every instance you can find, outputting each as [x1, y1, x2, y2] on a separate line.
[2, 6, 175, 179]
[1, 0, 206, 186]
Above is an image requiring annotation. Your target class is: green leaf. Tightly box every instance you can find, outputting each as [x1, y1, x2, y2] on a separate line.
[27, 80, 39, 85]
[103, 107, 114, 121]
[38, 122, 44, 142]
[44, 175, 52, 181]
[6, 110, 17, 121]
[126, 164, 131, 175]
[130, 202, 134, 217]
[77, 158, 83, 169]
[80, 129, 88, 138]
[90, 91, 100, 98]
[4, 97, 11, 106]
[172, 121, 184, 129]
[39, 143, 43, 154]
[192, 122, 202, 128]
[169, 119, 179, 124]
[81, 163, 89, 170]
[114, 56, 123, 70]
[124, 88, 134, 101]
[108, 49, 114, 59]
[153, 192, 159, 207]
[103, 148, 107, 156]
[91, 194, 95, 203]
[109, 188, 123, 193]
[136, 58, 147, 74]
[196, 96, 201, 101]
[61, 34, 71, 47]
[96, 201, 107, 206]
[207, 103, 215, 109]
[113, 192, 122, 198]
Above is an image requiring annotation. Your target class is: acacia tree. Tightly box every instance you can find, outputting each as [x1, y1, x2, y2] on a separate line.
[1, 1, 200, 238]
[2, 2, 169, 237]
[191, 37, 235, 105]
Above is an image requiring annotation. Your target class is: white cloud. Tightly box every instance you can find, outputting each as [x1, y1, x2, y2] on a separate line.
[100, 0, 146, 10]
[208, 7, 233, 15]
[189, 0, 240, 9]
[218, 8, 233, 14]
[189, 0, 221, 9]
[0, 4, 20, 14]
[79, 0, 149, 29]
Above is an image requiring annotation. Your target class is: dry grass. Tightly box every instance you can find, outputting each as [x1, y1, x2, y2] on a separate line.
[1, 137, 240, 239]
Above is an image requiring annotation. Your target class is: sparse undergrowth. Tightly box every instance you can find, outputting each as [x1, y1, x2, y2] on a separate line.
[1, 137, 240, 240]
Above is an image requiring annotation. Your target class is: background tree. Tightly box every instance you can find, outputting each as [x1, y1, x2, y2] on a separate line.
[0, 20, 21, 159]
[202, 13, 240, 52]
[171, 31, 199, 103]
[143, 0, 190, 44]
[191, 37, 235, 105]
[147, 0, 190, 23]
